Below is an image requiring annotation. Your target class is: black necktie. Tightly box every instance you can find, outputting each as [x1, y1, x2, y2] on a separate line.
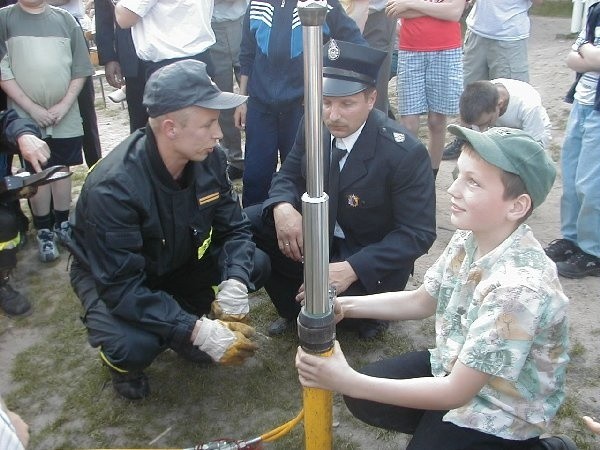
[328, 139, 347, 237]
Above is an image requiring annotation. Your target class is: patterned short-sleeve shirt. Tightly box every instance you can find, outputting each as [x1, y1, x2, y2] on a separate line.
[423, 224, 570, 440]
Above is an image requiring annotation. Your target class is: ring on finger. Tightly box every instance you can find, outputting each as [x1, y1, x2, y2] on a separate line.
[285, 242, 290, 246]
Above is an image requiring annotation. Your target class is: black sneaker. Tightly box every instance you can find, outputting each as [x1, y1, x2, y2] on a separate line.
[545, 239, 579, 263]
[556, 250, 600, 279]
[268, 317, 294, 336]
[227, 165, 244, 181]
[107, 367, 150, 400]
[0, 282, 32, 317]
[538, 435, 578, 450]
[171, 343, 213, 364]
[442, 138, 465, 160]
[358, 319, 389, 340]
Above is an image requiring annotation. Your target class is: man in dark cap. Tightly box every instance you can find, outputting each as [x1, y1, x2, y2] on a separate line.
[68, 59, 271, 400]
[246, 40, 436, 339]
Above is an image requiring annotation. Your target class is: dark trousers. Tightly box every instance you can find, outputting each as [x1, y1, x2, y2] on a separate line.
[344, 351, 540, 450]
[0, 203, 18, 271]
[241, 97, 304, 207]
[210, 17, 243, 171]
[363, 9, 396, 116]
[70, 248, 270, 371]
[78, 76, 102, 167]
[245, 204, 411, 320]
[124, 74, 147, 133]
[141, 51, 214, 82]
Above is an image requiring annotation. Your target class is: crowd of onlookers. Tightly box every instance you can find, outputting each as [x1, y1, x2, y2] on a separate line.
[1, 0, 600, 449]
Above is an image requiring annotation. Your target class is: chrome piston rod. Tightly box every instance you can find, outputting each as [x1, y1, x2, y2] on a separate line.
[297, 0, 334, 351]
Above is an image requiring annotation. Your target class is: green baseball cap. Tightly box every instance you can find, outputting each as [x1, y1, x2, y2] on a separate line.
[448, 125, 556, 209]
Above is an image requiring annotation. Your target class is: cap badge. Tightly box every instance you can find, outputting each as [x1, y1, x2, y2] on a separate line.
[328, 39, 340, 61]
[493, 127, 513, 136]
[347, 194, 360, 207]
[393, 132, 405, 143]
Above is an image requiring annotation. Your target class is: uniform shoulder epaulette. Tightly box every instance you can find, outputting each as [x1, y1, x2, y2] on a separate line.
[378, 125, 408, 146]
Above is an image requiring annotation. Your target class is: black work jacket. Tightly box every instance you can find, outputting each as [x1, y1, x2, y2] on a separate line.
[71, 127, 255, 348]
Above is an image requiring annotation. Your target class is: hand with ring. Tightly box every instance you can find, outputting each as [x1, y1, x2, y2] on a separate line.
[273, 203, 303, 261]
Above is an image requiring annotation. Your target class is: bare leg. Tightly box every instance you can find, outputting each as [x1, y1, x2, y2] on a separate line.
[400, 114, 420, 138]
[50, 174, 72, 212]
[427, 112, 447, 170]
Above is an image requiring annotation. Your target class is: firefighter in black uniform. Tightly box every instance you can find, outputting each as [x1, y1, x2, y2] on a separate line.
[69, 60, 270, 400]
[0, 109, 50, 317]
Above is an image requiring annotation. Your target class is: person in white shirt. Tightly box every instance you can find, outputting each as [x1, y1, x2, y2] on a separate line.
[462, 0, 543, 86]
[114, 0, 215, 80]
[443, 78, 552, 159]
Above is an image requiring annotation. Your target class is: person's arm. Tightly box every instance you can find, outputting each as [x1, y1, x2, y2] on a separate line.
[0, 109, 49, 172]
[114, 2, 141, 28]
[272, 202, 304, 262]
[48, 77, 86, 124]
[385, 0, 424, 19]
[327, 0, 367, 45]
[94, 0, 117, 63]
[570, 42, 600, 71]
[388, 0, 465, 22]
[297, 340, 490, 411]
[519, 105, 550, 145]
[340, 0, 369, 33]
[208, 149, 257, 289]
[0, 79, 54, 128]
[233, 74, 248, 129]
[337, 284, 437, 322]
[235, 7, 254, 129]
[262, 117, 308, 214]
[16, 134, 50, 173]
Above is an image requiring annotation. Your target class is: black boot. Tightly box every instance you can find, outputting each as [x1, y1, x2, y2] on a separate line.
[0, 274, 32, 317]
[106, 366, 150, 400]
[536, 435, 578, 450]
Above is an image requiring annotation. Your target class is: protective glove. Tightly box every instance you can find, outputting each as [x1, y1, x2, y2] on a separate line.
[211, 279, 249, 322]
[193, 316, 257, 365]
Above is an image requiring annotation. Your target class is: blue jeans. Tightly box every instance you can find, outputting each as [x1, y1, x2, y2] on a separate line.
[560, 100, 600, 258]
[242, 97, 304, 207]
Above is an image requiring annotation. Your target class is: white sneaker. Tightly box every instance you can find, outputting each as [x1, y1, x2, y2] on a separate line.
[36, 229, 59, 262]
[108, 87, 126, 103]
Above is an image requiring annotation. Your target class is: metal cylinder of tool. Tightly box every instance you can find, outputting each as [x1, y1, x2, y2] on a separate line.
[297, 2, 335, 448]
[297, 0, 331, 324]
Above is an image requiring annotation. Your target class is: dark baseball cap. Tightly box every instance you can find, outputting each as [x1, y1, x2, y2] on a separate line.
[323, 40, 387, 97]
[448, 125, 556, 209]
[143, 59, 247, 117]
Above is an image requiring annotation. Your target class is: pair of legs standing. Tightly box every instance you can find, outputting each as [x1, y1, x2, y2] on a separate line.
[397, 48, 463, 176]
[27, 136, 82, 262]
[545, 101, 600, 278]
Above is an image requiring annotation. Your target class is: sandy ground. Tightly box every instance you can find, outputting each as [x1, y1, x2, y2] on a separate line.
[1, 14, 600, 448]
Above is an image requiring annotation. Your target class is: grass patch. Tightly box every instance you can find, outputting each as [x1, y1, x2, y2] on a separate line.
[531, 0, 573, 18]
[5, 286, 414, 449]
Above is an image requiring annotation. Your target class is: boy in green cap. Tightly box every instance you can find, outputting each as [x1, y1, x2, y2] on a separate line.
[296, 126, 575, 449]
